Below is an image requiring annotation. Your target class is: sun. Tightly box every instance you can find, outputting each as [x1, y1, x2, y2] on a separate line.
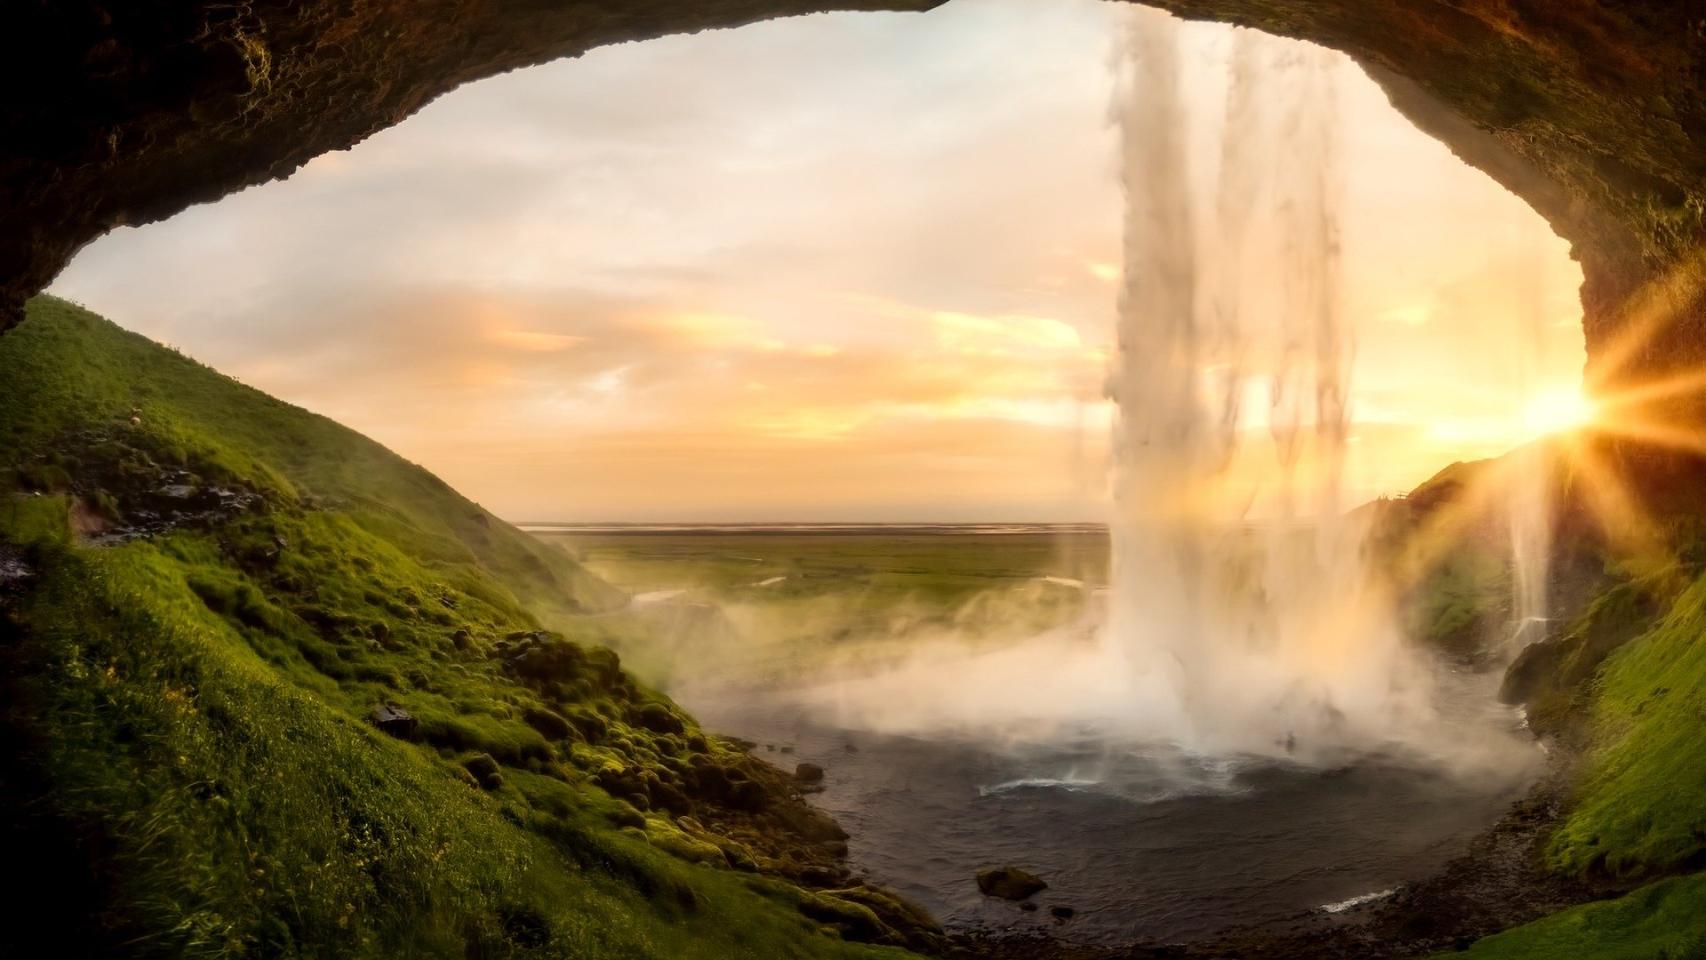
[1522, 387, 1596, 437]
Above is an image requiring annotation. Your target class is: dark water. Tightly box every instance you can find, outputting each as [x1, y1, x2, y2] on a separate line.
[684, 689, 1538, 945]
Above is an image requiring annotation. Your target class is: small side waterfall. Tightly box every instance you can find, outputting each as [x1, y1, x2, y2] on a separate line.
[1105, 9, 1431, 756]
[1505, 238, 1555, 654]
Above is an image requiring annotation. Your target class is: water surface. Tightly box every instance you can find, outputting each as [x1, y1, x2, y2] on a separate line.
[685, 675, 1538, 945]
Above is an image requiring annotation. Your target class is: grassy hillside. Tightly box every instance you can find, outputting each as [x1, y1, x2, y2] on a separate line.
[1449, 873, 1706, 960]
[1422, 505, 1706, 956]
[0, 297, 933, 959]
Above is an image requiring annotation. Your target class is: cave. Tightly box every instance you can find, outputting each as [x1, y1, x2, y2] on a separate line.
[4, 3, 1706, 958]
[3, 1, 1704, 397]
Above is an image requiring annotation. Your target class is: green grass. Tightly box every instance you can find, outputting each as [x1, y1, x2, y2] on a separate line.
[0, 296, 621, 620]
[0, 297, 919, 959]
[1547, 568, 1706, 878]
[1443, 873, 1706, 960]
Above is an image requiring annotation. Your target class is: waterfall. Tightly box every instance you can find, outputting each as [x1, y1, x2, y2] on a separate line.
[1506, 237, 1554, 653]
[1105, 9, 1429, 756]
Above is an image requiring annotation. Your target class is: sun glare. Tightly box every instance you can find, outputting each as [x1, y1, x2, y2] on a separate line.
[1522, 387, 1596, 437]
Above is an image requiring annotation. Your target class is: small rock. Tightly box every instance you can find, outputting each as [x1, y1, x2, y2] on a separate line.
[1019, 901, 1039, 912]
[1049, 905, 1075, 920]
[794, 762, 825, 784]
[976, 866, 1048, 901]
[368, 703, 417, 740]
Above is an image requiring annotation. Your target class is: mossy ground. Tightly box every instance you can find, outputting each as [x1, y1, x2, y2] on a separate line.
[0, 297, 920, 959]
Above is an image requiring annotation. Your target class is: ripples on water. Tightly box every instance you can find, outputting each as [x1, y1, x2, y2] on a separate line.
[685, 676, 1538, 946]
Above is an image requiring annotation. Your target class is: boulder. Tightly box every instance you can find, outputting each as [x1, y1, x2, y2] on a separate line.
[976, 866, 1048, 901]
[794, 761, 825, 784]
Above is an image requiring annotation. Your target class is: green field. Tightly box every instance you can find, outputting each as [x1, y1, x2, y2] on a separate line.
[537, 527, 1106, 687]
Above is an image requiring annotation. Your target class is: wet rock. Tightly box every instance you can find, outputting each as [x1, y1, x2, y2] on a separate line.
[1019, 901, 1039, 913]
[976, 866, 1048, 901]
[1049, 905, 1076, 920]
[794, 761, 825, 784]
[368, 702, 417, 740]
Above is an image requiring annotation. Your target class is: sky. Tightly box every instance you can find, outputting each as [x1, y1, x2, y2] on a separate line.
[50, 0, 1585, 522]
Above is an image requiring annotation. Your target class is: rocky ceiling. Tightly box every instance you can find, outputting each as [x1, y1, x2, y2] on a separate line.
[3, 1, 1703, 386]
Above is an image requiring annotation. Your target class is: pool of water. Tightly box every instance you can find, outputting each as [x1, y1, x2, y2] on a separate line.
[681, 671, 1540, 945]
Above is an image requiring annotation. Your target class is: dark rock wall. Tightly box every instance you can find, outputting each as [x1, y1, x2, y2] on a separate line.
[3, 1, 1703, 393]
